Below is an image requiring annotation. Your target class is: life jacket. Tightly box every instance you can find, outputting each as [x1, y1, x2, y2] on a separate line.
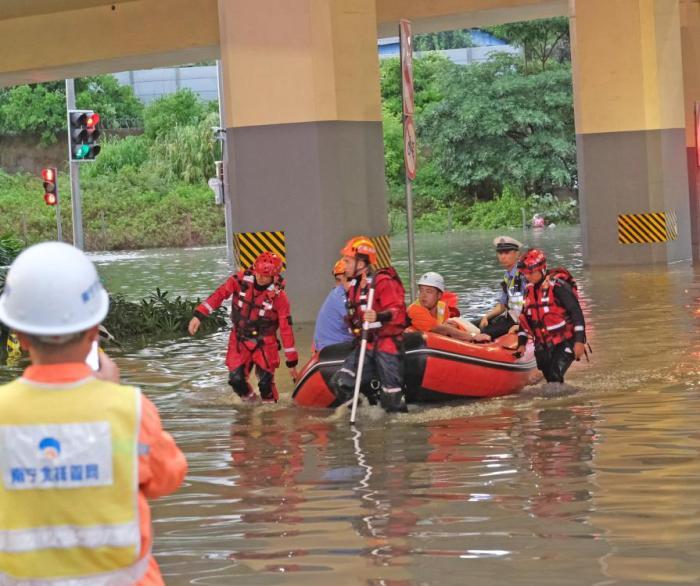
[547, 267, 579, 297]
[230, 270, 284, 339]
[441, 290, 461, 318]
[408, 299, 449, 326]
[501, 269, 526, 320]
[0, 377, 144, 585]
[346, 267, 406, 338]
[522, 269, 577, 346]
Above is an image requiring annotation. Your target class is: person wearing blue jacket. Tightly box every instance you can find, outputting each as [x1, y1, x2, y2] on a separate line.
[313, 259, 354, 352]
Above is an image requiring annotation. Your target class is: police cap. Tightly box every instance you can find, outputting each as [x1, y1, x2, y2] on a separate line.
[493, 236, 522, 252]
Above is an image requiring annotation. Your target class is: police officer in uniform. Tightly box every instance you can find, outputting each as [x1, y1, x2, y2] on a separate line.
[477, 236, 526, 340]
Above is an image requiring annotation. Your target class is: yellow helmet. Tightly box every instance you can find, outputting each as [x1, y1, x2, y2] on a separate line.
[332, 259, 346, 276]
[340, 236, 377, 265]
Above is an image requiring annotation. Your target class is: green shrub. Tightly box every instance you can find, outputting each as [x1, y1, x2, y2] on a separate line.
[0, 170, 225, 250]
[147, 112, 219, 185]
[82, 135, 149, 178]
[143, 90, 215, 139]
[103, 288, 227, 344]
[463, 185, 528, 229]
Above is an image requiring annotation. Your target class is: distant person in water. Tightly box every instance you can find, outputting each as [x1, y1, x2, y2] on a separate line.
[313, 259, 354, 352]
[408, 272, 490, 342]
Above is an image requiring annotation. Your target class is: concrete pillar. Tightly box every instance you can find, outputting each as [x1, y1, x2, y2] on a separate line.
[680, 0, 700, 259]
[570, 0, 692, 265]
[217, 0, 388, 321]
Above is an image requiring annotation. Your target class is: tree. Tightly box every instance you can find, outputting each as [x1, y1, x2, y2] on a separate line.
[0, 75, 143, 143]
[76, 75, 143, 128]
[487, 17, 570, 73]
[380, 54, 456, 200]
[0, 85, 66, 143]
[414, 30, 472, 51]
[143, 89, 216, 139]
[420, 54, 576, 199]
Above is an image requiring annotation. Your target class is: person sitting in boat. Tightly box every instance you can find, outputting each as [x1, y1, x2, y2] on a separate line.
[476, 236, 526, 340]
[188, 251, 298, 403]
[515, 248, 586, 383]
[312, 259, 354, 352]
[408, 272, 490, 343]
[329, 236, 409, 413]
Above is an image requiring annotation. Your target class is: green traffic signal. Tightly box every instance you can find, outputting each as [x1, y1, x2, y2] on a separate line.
[75, 144, 90, 159]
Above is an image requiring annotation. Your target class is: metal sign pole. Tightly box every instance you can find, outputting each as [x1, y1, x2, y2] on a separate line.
[400, 20, 417, 300]
[65, 79, 84, 250]
[404, 173, 416, 300]
[216, 60, 235, 267]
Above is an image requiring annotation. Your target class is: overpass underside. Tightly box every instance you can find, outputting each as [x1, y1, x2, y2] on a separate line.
[1, 0, 698, 319]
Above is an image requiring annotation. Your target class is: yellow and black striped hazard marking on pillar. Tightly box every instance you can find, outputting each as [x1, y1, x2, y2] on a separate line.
[617, 211, 678, 244]
[371, 235, 391, 268]
[234, 231, 286, 269]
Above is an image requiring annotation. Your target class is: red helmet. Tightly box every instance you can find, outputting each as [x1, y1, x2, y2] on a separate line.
[518, 248, 547, 274]
[253, 251, 283, 277]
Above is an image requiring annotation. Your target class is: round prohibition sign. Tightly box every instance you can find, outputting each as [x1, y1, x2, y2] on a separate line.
[404, 116, 417, 180]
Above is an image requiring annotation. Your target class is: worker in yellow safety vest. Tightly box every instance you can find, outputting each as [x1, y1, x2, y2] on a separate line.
[0, 242, 187, 586]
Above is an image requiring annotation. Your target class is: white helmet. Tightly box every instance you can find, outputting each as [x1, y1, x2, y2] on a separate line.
[418, 271, 445, 292]
[0, 242, 109, 336]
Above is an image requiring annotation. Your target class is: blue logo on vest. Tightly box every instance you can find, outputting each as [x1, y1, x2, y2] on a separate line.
[38, 437, 61, 460]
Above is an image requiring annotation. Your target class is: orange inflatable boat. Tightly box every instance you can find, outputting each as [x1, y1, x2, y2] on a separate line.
[292, 331, 537, 408]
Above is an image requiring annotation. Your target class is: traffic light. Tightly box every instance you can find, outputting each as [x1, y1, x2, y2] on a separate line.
[68, 110, 101, 161]
[41, 167, 58, 206]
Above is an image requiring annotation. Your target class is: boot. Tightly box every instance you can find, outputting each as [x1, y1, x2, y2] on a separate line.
[380, 390, 408, 413]
[228, 368, 255, 401]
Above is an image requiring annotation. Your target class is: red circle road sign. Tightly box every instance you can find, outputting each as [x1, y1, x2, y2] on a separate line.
[404, 116, 417, 181]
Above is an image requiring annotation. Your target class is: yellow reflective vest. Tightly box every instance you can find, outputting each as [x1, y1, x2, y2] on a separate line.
[0, 377, 145, 585]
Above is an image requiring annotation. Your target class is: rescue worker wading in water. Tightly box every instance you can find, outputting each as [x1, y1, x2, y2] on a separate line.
[330, 236, 409, 413]
[188, 251, 298, 403]
[515, 248, 587, 383]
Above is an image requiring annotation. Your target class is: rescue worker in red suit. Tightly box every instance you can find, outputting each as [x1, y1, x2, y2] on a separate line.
[515, 249, 586, 383]
[330, 236, 409, 413]
[188, 251, 298, 402]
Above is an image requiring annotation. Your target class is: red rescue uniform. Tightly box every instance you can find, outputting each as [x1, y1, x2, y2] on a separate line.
[330, 267, 408, 412]
[345, 268, 407, 355]
[195, 270, 298, 401]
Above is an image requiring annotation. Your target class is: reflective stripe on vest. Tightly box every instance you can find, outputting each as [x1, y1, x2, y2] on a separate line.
[0, 377, 142, 583]
[504, 271, 524, 320]
[435, 300, 448, 325]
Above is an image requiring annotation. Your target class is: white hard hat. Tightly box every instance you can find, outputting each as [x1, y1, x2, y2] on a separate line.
[418, 271, 445, 292]
[0, 242, 109, 336]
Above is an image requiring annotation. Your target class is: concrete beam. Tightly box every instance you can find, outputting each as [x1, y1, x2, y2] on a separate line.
[376, 0, 569, 37]
[0, 0, 139, 21]
[0, 0, 219, 88]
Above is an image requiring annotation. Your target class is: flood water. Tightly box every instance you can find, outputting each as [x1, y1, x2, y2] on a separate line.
[4, 227, 700, 585]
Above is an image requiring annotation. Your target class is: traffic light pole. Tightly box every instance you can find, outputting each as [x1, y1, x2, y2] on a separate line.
[55, 185, 63, 242]
[65, 79, 84, 250]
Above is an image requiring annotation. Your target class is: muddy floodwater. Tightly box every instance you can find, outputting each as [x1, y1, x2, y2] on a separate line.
[3, 227, 700, 585]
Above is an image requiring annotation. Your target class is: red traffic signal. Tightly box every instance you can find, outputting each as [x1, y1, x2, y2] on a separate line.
[41, 167, 58, 206]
